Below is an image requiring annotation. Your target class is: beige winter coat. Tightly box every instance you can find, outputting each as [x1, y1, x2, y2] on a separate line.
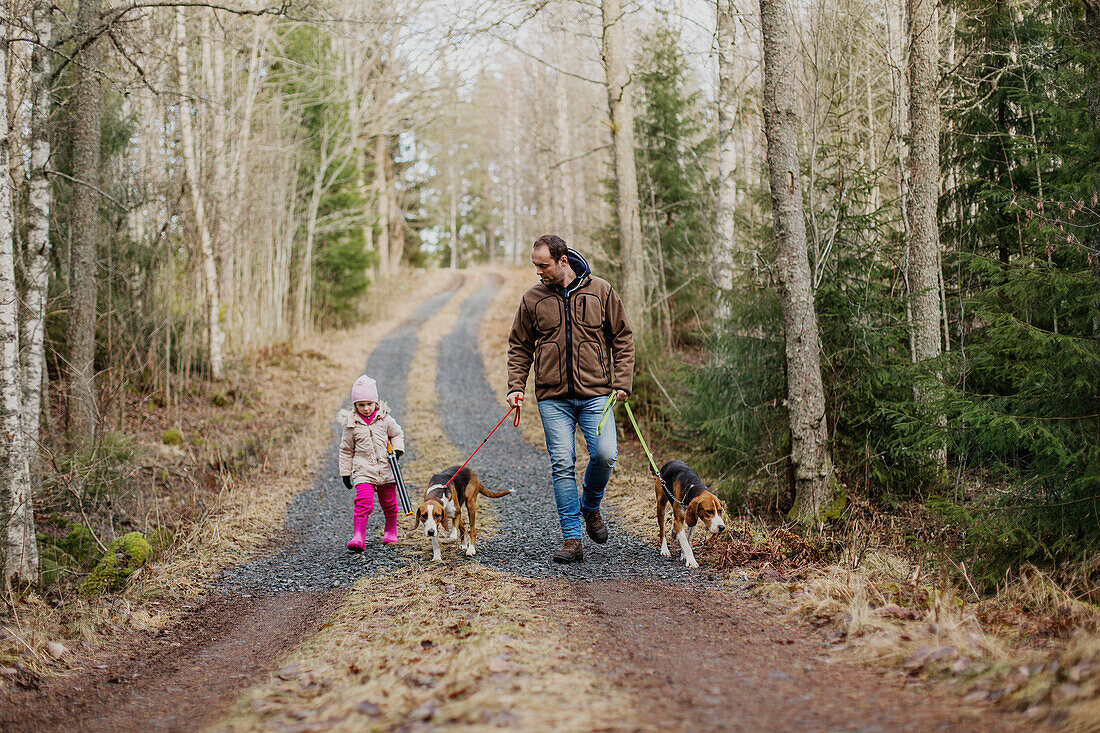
[338, 405, 405, 486]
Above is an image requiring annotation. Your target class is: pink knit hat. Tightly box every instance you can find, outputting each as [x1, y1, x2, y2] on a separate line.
[351, 374, 379, 404]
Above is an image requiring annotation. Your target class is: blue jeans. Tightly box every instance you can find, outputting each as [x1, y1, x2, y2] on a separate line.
[538, 396, 618, 539]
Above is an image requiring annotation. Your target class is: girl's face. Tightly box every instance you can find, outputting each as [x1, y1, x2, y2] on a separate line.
[354, 400, 378, 416]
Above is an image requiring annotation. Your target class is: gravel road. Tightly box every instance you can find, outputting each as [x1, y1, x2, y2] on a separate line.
[223, 275, 702, 593]
[218, 285, 460, 595]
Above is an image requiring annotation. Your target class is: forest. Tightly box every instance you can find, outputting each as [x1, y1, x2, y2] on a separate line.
[0, 0, 1098, 727]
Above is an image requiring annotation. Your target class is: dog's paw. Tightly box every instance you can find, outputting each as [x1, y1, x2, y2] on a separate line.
[465, 545, 476, 557]
[660, 543, 671, 557]
[432, 553, 443, 562]
[449, 529, 459, 542]
[685, 557, 699, 569]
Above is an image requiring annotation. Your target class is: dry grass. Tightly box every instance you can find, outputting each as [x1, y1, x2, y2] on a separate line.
[215, 564, 636, 732]
[755, 554, 1100, 726]
[0, 268, 456, 679]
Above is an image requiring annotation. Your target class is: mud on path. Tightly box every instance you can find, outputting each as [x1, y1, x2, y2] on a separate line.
[1, 269, 1034, 732]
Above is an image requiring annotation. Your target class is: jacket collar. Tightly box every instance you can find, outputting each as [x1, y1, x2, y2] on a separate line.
[550, 248, 592, 298]
[347, 402, 389, 428]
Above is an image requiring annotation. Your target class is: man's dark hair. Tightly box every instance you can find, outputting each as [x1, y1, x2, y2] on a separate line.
[533, 234, 568, 262]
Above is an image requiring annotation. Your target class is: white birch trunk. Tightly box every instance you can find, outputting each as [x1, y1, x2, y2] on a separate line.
[0, 25, 38, 587]
[375, 135, 391, 278]
[297, 171, 323, 337]
[449, 157, 458, 269]
[716, 0, 740, 314]
[554, 71, 575, 244]
[176, 8, 225, 380]
[759, 0, 838, 526]
[602, 0, 646, 338]
[20, 0, 53, 500]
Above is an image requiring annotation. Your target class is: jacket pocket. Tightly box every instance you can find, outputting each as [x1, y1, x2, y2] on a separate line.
[534, 296, 561, 332]
[576, 340, 610, 389]
[534, 341, 563, 390]
[575, 293, 602, 329]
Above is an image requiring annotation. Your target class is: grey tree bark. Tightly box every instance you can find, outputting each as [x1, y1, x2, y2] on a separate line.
[759, 0, 838, 525]
[601, 0, 646, 338]
[68, 0, 104, 440]
[906, 0, 945, 464]
[0, 17, 39, 588]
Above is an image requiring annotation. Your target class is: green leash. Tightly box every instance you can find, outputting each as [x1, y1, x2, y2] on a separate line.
[596, 393, 682, 507]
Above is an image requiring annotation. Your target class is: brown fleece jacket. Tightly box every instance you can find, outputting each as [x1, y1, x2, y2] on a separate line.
[507, 269, 635, 401]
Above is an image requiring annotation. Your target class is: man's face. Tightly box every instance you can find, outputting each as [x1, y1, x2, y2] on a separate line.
[532, 245, 568, 286]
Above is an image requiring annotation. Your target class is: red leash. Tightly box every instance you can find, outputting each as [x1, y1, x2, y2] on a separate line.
[444, 400, 522, 488]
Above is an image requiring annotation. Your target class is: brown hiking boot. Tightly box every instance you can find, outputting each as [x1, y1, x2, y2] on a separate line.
[552, 538, 584, 564]
[581, 508, 608, 544]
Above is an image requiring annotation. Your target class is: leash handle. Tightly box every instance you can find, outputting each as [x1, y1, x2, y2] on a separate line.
[444, 405, 518, 488]
[595, 393, 616, 436]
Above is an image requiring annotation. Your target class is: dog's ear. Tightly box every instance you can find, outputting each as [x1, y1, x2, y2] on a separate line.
[685, 496, 701, 527]
[411, 508, 423, 529]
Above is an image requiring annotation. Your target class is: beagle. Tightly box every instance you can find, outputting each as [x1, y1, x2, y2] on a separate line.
[412, 466, 512, 561]
[656, 459, 726, 569]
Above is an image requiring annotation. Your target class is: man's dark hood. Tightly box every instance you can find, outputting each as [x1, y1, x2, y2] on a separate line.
[551, 248, 591, 297]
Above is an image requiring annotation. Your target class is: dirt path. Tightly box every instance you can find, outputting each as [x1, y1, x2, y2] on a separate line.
[557, 579, 1015, 732]
[0, 268, 1037, 732]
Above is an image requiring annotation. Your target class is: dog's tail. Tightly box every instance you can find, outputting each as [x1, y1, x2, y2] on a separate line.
[477, 480, 514, 499]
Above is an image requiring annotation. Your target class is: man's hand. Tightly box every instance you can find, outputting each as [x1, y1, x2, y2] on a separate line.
[341, 475, 353, 490]
[395, 449, 404, 460]
[507, 391, 524, 408]
[614, 389, 629, 403]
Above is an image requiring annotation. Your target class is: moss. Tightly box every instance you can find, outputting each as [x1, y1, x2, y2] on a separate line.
[161, 428, 184, 446]
[211, 391, 231, 407]
[80, 532, 153, 596]
[58, 523, 98, 565]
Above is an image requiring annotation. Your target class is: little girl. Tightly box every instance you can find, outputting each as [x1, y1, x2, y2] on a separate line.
[339, 374, 405, 552]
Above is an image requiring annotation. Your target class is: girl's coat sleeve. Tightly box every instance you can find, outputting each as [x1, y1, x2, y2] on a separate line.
[387, 416, 405, 454]
[339, 426, 354, 475]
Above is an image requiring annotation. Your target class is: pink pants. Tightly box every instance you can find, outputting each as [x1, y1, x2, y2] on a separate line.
[354, 482, 398, 520]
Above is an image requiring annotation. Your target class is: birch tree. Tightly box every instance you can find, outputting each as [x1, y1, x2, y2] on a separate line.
[906, 0, 945, 463]
[0, 15, 39, 587]
[20, 0, 53, 493]
[601, 0, 646, 337]
[759, 0, 838, 525]
[176, 7, 225, 379]
[715, 0, 740, 312]
[68, 0, 104, 440]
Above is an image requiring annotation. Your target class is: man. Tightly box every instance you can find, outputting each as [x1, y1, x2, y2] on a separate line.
[506, 234, 635, 563]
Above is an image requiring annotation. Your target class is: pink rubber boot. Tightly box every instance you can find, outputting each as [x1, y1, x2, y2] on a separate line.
[379, 484, 399, 544]
[347, 482, 375, 552]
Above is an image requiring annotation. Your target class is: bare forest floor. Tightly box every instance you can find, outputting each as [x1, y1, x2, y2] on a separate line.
[0, 266, 1084, 731]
